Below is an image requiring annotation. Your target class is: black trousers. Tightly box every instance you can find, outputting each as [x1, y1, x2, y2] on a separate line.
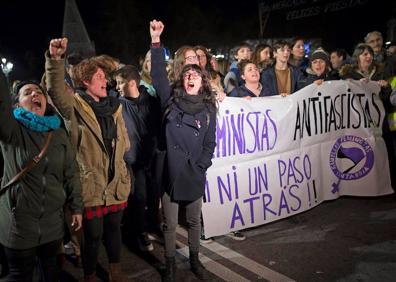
[0, 243, 9, 278]
[81, 210, 123, 276]
[126, 165, 161, 236]
[2, 239, 61, 282]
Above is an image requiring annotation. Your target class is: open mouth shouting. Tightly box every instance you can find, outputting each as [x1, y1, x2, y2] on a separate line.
[29, 95, 46, 115]
[187, 81, 195, 91]
[17, 83, 47, 116]
[183, 71, 202, 95]
[32, 98, 42, 109]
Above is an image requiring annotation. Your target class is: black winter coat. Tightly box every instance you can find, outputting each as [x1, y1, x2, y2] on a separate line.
[119, 86, 160, 168]
[339, 64, 392, 109]
[151, 46, 216, 201]
[297, 68, 340, 89]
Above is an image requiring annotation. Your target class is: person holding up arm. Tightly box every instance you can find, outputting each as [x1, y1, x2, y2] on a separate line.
[150, 20, 217, 281]
[45, 38, 131, 282]
[0, 72, 82, 281]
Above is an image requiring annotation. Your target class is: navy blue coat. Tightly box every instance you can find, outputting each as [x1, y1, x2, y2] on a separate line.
[151, 46, 216, 201]
[260, 65, 302, 96]
[229, 84, 266, 97]
[119, 86, 160, 168]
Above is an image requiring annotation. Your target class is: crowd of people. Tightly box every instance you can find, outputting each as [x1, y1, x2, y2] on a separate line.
[0, 19, 395, 282]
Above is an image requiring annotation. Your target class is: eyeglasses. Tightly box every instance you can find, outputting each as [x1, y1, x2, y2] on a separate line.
[185, 55, 198, 62]
[183, 72, 201, 80]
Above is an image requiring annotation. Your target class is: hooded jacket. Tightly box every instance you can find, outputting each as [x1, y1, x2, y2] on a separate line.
[0, 73, 82, 249]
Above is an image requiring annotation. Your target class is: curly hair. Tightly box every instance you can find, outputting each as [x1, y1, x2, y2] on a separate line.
[91, 54, 120, 87]
[173, 64, 217, 111]
[237, 59, 255, 76]
[91, 54, 120, 78]
[71, 58, 100, 89]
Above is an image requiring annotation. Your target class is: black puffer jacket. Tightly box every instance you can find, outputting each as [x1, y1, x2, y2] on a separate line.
[298, 68, 340, 89]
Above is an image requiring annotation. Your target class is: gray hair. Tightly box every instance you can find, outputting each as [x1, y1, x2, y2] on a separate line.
[364, 31, 383, 43]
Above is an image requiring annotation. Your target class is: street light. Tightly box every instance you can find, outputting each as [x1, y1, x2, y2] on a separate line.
[1, 57, 14, 86]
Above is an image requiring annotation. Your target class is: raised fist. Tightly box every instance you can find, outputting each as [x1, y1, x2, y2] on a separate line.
[49, 38, 68, 59]
[150, 20, 164, 43]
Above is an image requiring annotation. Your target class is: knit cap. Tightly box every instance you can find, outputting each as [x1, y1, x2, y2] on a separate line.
[309, 48, 330, 64]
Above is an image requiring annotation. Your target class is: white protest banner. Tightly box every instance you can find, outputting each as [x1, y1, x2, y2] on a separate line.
[202, 80, 393, 238]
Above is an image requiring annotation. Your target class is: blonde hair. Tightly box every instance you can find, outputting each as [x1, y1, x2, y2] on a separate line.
[170, 46, 196, 82]
[141, 50, 152, 84]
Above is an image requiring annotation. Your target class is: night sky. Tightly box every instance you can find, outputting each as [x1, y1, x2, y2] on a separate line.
[0, 0, 394, 81]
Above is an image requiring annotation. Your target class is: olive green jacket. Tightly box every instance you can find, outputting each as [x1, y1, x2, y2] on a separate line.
[45, 53, 131, 207]
[0, 73, 82, 249]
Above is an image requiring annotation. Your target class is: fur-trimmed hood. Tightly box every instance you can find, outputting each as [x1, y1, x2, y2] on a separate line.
[340, 62, 385, 80]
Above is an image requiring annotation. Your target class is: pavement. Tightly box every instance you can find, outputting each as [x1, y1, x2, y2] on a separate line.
[56, 194, 396, 281]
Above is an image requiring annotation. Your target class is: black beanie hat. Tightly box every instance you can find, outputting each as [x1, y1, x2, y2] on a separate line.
[309, 48, 330, 64]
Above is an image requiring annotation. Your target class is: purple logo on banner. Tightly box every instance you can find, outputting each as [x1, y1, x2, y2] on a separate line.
[329, 135, 374, 193]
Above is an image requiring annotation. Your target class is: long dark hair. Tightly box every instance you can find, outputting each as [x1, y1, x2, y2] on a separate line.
[252, 43, 272, 65]
[194, 45, 213, 72]
[173, 64, 217, 111]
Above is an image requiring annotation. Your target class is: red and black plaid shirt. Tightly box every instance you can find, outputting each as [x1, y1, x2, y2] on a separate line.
[84, 202, 128, 220]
